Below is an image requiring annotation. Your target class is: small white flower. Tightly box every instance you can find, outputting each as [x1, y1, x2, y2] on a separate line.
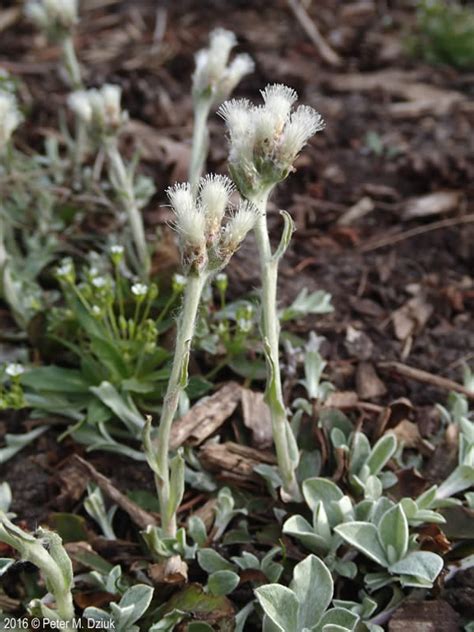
[172, 273, 187, 292]
[56, 258, 75, 280]
[91, 276, 107, 288]
[91, 305, 102, 316]
[110, 244, 124, 255]
[0, 92, 22, 149]
[193, 28, 253, 106]
[198, 174, 234, 238]
[131, 282, 148, 297]
[67, 84, 125, 135]
[167, 183, 206, 250]
[5, 363, 24, 378]
[279, 105, 325, 164]
[221, 201, 258, 252]
[67, 90, 92, 123]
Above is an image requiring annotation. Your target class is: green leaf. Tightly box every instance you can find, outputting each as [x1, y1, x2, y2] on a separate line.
[366, 434, 397, 476]
[197, 549, 236, 574]
[302, 478, 343, 518]
[21, 366, 90, 393]
[280, 288, 333, 321]
[314, 607, 359, 632]
[272, 210, 295, 262]
[168, 451, 185, 517]
[349, 432, 371, 475]
[0, 426, 49, 465]
[334, 522, 388, 567]
[90, 381, 145, 432]
[378, 505, 408, 563]
[283, 515, 328, 554]
[112, 584, 154, 629]
[389, 551, 443, 585]
[255, 584, 299, 632]
[291, 555, 333, 630]
[207, 570, 240, 596]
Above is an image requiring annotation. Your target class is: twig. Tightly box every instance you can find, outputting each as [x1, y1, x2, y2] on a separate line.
[286, 0, 341, 67]
[72, 455, 158, 529]
[378, 361, 474, 402]
[359, 213, 474, 253]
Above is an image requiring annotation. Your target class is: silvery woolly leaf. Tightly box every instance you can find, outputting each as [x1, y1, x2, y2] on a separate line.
[283, 515, 329, 555]
[232, 551, 260, 570]
[333, 559, 358, 579]
[148, 609, 186, 631]
[168, 451, 185, 517]
[112, 584, 154, 629]
[364, 475, 382, 501]
[255, 584, 299, 632]
[187, 515, 207, 546]
[0, 483, 11, 513]
[313, 607, 359, 632]
[389, 551, 443, 586]
[207, 569, 240, 596]
[378, 505, 408, 564]
[302, 478, 343, 515]
[436, 465, 474, 499]
[290, 555, 333, 630]
[313, 502, 332, 543]
[366, 434, 397, 476]
[334, 522, 388, 567]
[198, 548, 236, 573]
[369, 497, 395, 527]
[349, 432, 371, 475]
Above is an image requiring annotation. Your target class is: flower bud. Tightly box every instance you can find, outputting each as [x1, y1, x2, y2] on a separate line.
[68, 84, 127, 139]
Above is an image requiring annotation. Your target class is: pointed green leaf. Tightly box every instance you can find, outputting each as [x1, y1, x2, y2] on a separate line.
[291, 555, 333, 630]
[366, 434, 397, 476]
[334, 522, 388, 567]
[378, 505, 408, 563]
[255, 584, 299, 632]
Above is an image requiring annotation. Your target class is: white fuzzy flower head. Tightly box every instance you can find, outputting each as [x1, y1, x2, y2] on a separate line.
[198, 174, 234, 242]
[91, 276, 107, 288]
[67, 84, 126, 138]
[67, 90, 92, 124]
[26, 0, 78, 40]
[219, 84, 325, 197]
[192, 28, 253, 107]
[5, 363, 24, 378]
[221, 201, 258, 255]
[131, 282, 148, 298]
[167, 183, 207, 272]
[0, 92, 22, 150]
[55, 257, 75, 283]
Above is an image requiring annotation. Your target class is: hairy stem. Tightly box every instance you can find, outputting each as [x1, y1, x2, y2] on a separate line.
[62, 36, 82, 90]
[189, 101, 210, 190]
[252, 191, 301, 501]
[155, 272, 207, 535]
[106, 142, 150, 277]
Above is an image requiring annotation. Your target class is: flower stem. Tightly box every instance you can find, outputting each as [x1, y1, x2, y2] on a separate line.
[155, 272, 207, 535]
[252, 191, 301, 501]
[105, 142, 150, 278]
[62, 36, 83, 90]
[189, 101, 210, 191]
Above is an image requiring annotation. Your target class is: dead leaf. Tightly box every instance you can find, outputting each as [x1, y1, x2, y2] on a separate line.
[392, 295, 433, 342]
[403, 191, 461, 220]
[391, 419, 433, 456]
[418, 524, 451, 555]
[149, 555, 188, 585]
[356, 362, 387, 399]
[337, 196, 375, 226]
[324, 391, 359, 409]
[241, 389, 273, 449]
[170, 382, 241, 450]
[344, 325, 373, 360]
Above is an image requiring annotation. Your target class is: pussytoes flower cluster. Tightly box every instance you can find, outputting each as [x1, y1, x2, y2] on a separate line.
[167, 175, 258, 274]
[218, 84, 325, 198]
[25, 0, 78, 41]
[192, 28, 254, 107]
[67, 84, 127, 138]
